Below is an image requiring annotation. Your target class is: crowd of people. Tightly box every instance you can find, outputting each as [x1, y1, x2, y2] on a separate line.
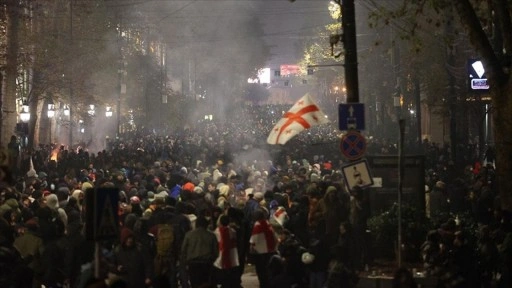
[0, 102, 508, 288]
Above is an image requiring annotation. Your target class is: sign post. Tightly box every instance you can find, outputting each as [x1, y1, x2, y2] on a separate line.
[85, 187, 119, 278]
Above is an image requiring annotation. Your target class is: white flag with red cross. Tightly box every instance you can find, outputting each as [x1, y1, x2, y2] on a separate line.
[267, 93, 330, 145]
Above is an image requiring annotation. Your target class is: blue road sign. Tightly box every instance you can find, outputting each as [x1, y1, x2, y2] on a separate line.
[339, 103, 365, 130]
[340, 130, 367, 160]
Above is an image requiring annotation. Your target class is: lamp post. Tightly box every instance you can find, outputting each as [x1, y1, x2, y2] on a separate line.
[47, 102, 55, 144]
[106, 106, 113, 118]
[88, 104, 95, 116]
[62, 104, 71, 148]
[63, 105, 70, 117]
[19, 100, 30, 148]
[20, 101, 30, 123]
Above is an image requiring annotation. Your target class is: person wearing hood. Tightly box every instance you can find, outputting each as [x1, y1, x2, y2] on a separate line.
[70, 190, 84, 210]
[114, 227, 153, 288]
[45, 194, 68, 229]
[318, 186, 346, 247]
[56, 186, 70, 210]
[0, 198, 21, 219]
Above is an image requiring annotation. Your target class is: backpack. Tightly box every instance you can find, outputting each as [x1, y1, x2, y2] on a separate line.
[156, 224, 174, 256]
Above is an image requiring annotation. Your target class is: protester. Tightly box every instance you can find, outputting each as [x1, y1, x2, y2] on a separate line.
[213, 215, 239, 287]
[181, 216, 218, 288]
[249, 209, 278, 288]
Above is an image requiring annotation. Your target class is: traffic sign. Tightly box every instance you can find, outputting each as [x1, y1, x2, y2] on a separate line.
[338, 103, 365, 130]
[341, 159, 374, 191]
[94, 187, 119, 241]
[340, 130, 367, 160]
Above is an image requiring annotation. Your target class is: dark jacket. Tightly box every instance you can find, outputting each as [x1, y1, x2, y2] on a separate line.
[181, 227, 218, 264]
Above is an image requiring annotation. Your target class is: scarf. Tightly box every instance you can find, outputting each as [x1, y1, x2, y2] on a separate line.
[219, 226, 234, 269]
[253, 220, 276, 253]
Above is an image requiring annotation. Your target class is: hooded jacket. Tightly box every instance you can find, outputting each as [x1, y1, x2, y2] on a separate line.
[45, 194, 68, 228]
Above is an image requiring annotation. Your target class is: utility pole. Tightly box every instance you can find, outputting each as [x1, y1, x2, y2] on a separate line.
[69, 0, 74, 148]
[341, 0, 359, 103]
[117, 12, 126, 138]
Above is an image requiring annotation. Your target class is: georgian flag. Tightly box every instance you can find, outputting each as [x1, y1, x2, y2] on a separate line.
[250, 220, 277, 254]
[271, 206, 289, 227]
[267, 93, 330, 145]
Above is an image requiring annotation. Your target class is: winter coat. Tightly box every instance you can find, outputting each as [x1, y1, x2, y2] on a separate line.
[114, 229, 153, 288]
[40, 236, 72, 286]
[181, 227, 218, 264]
[13, 230, 43, 273]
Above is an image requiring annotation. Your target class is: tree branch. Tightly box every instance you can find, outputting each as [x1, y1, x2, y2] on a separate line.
[494, 0, 512, 57]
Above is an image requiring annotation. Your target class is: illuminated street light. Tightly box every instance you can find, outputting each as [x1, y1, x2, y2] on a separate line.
[79, 119, 85, 133]
[47, 103, 55, 119]
[20, 101, 30, 122]
[106, 106, 113, 117]
[47, 102, 55, 144]
[88, 104, 95, 116]
[63, 105, 70, 116]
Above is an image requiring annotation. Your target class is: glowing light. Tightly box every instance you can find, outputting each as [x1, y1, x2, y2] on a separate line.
[47, 104, 55, 118]
[20, 101, 30, 122]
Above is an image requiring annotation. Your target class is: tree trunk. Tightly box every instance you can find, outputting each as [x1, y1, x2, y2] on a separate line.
[454, 0, 512, 210]
[1, 1, 20, 147]
[492, 80, 512, 211]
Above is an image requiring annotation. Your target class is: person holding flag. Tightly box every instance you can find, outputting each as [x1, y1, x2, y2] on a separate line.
[267, 93, 330, 145]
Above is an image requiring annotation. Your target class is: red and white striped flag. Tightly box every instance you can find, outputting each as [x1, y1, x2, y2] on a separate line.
[267, 93, 330, 145]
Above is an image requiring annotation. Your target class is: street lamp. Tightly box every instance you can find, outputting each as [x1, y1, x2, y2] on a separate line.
[63, 105, 70, 117]
[79, 119, 85, 134]
[20, 101, 30, 122]
[106, 106, 113, 118]
[47, 103, 55, 118]
[88, 104, 95, 116]
[47, 102, 55, 144]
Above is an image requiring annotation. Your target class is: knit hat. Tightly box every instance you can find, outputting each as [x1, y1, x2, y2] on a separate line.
[193, 186, 204, 194]
[180, 167, 188, 175]
[253, 192, 264, 201]
[245, 188, 254, 196]
[147, 191, 155, 202]
[435, 181, 446, 189]
[81, 181, 93, 192]
[182, 182, 195, 192]
[130, 196, 140, 204]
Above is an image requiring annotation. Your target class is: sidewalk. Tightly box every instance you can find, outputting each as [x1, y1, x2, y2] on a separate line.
[241, 264, 259, 287]
[241, 261, 437, 288]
